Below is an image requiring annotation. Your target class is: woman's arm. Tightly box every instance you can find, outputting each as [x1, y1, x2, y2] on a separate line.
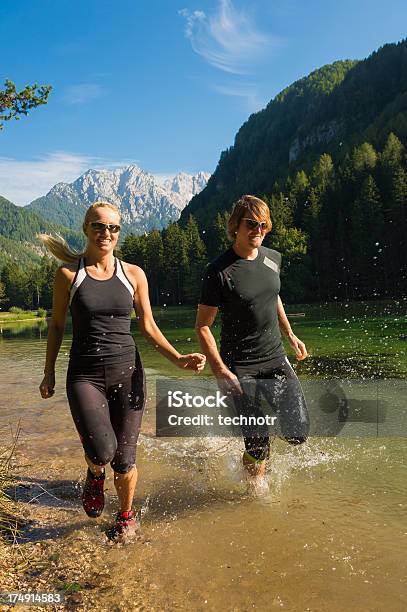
[129, 265, 205, 371]
[277, 295, 308, 360]
[39, 266, 72, 398]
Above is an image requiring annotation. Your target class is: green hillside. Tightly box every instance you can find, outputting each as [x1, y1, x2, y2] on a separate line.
[118, 39, 406, 304]
[0, 195, 85, 269]
[181, 40, 407, 228]
[28, 191, 86, 231]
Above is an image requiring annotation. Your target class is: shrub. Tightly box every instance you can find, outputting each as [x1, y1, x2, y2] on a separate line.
[8, 306, 24, 314]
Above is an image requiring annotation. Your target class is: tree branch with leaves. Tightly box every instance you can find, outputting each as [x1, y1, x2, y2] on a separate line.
[0, 79, 52, 130]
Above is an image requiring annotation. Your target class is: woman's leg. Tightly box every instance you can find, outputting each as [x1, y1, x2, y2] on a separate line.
[106, 354, 146, 513]
[113, 469, 138, 513]
[66, 369, 119, 517]
[66, 379, 118, 467]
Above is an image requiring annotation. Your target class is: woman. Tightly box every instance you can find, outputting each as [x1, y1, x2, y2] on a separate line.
[196, 195, 309, 492]
[39, 201, 205, 541]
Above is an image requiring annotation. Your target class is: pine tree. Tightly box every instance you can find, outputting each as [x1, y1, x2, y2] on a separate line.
[350, 175, 383, 296]
[162, 223, 189, 305]
[144, 230, 164, 305]
[0, 79, 52, 130]
[184, 216, 207, 303]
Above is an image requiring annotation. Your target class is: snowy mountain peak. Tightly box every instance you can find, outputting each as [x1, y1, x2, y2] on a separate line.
[28, 165, 210, 235]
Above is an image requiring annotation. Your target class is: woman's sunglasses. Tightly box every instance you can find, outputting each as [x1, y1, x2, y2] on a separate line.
[242, 218, 268, 231]
[89, 222, 121, 233]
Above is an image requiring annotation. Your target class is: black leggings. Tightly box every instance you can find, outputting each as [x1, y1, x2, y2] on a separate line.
[231, 356, 310, 462]
[66, 351, 145, 474]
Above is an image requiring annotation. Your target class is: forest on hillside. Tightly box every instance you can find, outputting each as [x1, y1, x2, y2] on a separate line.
[120, 133, 407, 305]
[1, 134, 405, 310]
[1, 39, 406, 310]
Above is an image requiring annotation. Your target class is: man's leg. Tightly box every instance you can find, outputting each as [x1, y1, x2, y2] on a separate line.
[231, 366, 270, 485]
[242, 436, 270, 483]
[258, 358, 309, 445]
[242, 451, 266, 479]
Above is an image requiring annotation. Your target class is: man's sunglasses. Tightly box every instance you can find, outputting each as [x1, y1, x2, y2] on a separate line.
[89, 222, 121, 233]
[242, 218, 268, 231]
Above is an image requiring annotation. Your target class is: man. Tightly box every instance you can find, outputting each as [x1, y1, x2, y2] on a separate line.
[196, 195, 310, 491]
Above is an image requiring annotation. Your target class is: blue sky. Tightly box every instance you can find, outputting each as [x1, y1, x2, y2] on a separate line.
[0, 0, 406, 205]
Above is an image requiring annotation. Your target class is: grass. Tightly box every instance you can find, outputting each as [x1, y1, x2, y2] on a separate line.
[0, 424, 22, 543]
[0, 310, 47, 322]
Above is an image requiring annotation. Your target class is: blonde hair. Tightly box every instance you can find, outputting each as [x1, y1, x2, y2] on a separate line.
[227, 195, 272, 240]
[37, 201, 121, 263]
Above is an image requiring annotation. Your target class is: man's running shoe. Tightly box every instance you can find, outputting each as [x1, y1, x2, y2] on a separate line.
[82, 468, 105, 518]
[106, 510, 140, 543]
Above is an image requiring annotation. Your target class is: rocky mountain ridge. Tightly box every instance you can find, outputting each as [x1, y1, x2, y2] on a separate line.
[28, 165, 210, 234]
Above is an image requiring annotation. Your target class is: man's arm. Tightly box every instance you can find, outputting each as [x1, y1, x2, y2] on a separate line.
[277, 296, 308, 360]
[195, 304, 242, 393]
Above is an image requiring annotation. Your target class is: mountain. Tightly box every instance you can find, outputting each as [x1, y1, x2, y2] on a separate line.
[0, 195, 84, 269]
[27, 166, 210, 235]
[180, 39, 407, 229]
[162, 172, 210, 210]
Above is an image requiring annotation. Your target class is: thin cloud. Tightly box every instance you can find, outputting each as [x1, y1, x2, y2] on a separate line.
[0, 152, 134, 205]
[63, 83, 105, 105]
[212, 82, 266, 112]
[179, 0, 274, 75]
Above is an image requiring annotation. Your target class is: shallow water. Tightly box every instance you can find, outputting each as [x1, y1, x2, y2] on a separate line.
[1, 312, 407, 611]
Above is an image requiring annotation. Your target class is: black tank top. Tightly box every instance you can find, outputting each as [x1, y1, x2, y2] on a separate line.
[69, 257, 136, 364]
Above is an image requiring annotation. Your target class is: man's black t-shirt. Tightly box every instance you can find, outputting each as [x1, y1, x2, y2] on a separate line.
[199, 246, 285, 367]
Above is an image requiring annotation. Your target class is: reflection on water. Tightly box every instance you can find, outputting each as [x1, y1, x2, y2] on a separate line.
[1, 310, 407, 610]
[0, 319, 48, 338]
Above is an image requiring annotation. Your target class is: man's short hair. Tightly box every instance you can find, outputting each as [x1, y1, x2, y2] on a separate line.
[227, 195, 272, 240]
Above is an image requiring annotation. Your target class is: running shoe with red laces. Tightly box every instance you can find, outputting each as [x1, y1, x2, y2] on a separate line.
[106, 510, 140, 543]
[82, 468, 105, 518]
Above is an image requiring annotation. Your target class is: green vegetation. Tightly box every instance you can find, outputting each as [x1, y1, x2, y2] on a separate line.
[182, 40, 407, 229]
[29, 191, 87, 232]
[0, 310, 48, 321]
[0, 257, 58, 310]
[0, 79, 51, 130]
[0, 427, 20, 542]
[0, 196, 85, 309]
[119, 41, 407, 305]
[0, 196, 84, 260]
[121, 216, 207, 306]
[132, 303, 406, 379]
[1, 41, 406, 308]
[120, 131, 406, 304]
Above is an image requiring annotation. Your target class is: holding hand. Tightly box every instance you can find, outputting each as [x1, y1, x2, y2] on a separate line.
[288, 333, 308, 360]
[39, 373, 56, 398]
[177, 353, 206, 372]
[215, 368, 243, 395]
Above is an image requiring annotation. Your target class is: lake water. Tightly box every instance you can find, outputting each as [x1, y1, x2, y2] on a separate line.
[0, 303, 406, 611]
